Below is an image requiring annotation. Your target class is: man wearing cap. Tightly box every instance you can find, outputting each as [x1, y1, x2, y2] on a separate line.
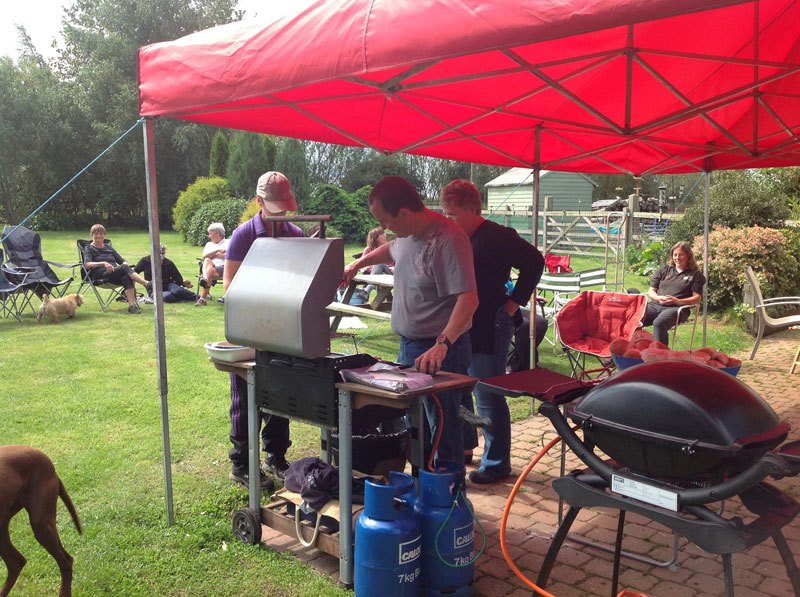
[134, 244, 198, 303]
[342, 176, 478, 466]
[223, 171, 304, 489]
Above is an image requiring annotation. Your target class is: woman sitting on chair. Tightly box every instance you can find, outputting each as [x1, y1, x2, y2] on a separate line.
[643, 241, 705, 345]
[82, 223, 151, 314]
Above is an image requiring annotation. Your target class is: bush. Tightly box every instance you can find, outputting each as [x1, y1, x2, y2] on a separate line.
[304, 184, 373, 243]
[186, 199, 248, 247]
[173, 177, 235, 241]
[664, 169, 794, 248]
[693, 225, 800, 311]
[626, 240, 666, 277]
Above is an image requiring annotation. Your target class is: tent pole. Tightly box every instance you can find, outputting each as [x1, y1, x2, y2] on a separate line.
[702, 171, 710, 346]
[531, 127, 541, 370]
[143, 117, 175, 526]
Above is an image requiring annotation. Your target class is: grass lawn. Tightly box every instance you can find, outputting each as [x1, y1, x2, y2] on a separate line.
[0, 230, 753, 596]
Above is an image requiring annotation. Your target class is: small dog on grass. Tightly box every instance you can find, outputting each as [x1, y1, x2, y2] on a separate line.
[0, 445, 82, 597]
[36, 294, 84, 324]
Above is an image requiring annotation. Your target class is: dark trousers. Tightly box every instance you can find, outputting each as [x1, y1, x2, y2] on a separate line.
[643, 303, 689, 346]
[229, 373, 290, 468]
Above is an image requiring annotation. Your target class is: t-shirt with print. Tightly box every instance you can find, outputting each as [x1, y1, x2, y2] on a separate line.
[388, 212, 476, 339]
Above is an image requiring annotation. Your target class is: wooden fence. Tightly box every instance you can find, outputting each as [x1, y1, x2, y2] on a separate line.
[485, 207, 682, 257]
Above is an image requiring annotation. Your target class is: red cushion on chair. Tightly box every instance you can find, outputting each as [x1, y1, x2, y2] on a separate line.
[555, 291, 647, 357]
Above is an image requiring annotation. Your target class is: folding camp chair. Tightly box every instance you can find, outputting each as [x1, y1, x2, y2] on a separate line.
[536, 271, 581, 350]
[577, 268, 606, 291]
[544, 253, 572, 273]
[554, 291, 647, 378]
[670, 303, 699, 349]
[76, 239, 125, 311]
[2, 226, 76, 312]
[0, 249, 29, 322]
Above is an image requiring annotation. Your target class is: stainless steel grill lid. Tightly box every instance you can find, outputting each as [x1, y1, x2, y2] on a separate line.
[225, 237, 344, 358]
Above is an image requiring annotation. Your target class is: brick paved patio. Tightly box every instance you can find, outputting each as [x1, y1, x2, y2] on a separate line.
[260, 327, 800, 597]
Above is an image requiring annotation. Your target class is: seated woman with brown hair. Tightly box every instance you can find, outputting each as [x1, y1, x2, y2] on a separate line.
[643, 241, 705, 345]
[82, 223, 152, 314]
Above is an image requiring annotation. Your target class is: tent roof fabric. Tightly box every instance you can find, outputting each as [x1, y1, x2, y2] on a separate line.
[138, 0, 800, 175]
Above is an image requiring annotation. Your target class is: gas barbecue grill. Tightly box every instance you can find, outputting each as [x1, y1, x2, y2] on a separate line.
[478, 361, 800, 597]
[225, 227, 379, 428]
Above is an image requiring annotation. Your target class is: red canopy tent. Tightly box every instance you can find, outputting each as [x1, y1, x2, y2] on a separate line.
[139, 0, 800, 175]
[135, 0, 800, 532]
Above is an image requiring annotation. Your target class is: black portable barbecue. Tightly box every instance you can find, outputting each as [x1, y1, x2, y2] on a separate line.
[479, 361, 800, 597]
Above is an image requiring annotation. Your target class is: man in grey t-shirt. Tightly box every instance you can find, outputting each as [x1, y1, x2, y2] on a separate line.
[343, 176, 478, 466]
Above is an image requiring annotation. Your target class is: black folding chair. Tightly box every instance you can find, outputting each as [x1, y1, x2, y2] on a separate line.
[1, 225, 76, 309]
[0, 249, 29, 322]
[76, 239, 125, 312]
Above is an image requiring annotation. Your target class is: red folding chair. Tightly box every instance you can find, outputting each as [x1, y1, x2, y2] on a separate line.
[544, 253, 572, 273]
[554, 291, 647, 378]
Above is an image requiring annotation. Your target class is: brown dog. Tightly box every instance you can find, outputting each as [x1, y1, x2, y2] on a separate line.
[0, 445, 82, 597]
[36, 294, 84, 324]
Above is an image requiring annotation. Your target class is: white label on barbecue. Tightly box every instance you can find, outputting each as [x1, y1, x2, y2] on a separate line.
[611, 474, 678, 511]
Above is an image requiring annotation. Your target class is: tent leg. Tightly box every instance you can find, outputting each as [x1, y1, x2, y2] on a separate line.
[143, 117, 175, 526]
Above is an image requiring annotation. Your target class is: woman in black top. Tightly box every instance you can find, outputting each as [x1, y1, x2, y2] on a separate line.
[83, 224, 151, 314]
[644, 241, 705, 345]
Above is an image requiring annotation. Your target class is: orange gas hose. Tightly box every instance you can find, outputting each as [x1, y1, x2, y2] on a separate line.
[499, 426, 578, 597]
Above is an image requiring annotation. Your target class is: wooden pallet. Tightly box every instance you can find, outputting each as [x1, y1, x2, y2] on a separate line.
[259, 491, 363, 557]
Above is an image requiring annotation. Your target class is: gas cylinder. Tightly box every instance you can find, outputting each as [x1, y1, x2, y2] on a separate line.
[414, 462, 475, 596]
[355, 477, 422, 596]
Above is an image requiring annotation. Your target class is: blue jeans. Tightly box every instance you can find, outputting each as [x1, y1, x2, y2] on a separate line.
[398, 333, 471, 466]
[161, 282, 197, 303]
[468, 307, 515, 476]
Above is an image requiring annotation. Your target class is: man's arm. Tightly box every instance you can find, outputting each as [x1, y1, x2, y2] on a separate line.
[223, 259, 241, 291]
[342, 242, 392, 284]
[202, 246, 225, 260]
[414, 289, 479, 375]
[506, 239, 545, 316]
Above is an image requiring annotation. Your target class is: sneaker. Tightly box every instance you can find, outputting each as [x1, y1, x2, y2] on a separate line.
[230, 465, 275, 491]
[141, 296, 154, 305]
[194, 297, 207, 307]
[469, 468, 511, 485]
[264, 453, 290, 479]
[216, 297, 225, 304]
[128, 304, 142, 314]
[199, 277, 209, 289]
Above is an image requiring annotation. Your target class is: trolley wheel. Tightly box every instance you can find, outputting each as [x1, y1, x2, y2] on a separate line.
[232, 508, 262, 545]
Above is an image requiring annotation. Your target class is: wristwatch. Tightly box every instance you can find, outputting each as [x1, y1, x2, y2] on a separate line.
[436, 333, 452, 348]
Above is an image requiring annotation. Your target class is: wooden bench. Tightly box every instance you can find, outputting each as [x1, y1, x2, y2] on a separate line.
[327, 302, 392, 332]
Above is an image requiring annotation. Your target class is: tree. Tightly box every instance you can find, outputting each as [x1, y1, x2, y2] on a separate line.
[35, 0, 242, 227]
[226, 132, 267, 199]
[341, 153, 424, 195]
[263, 136, 278, 172]
[275, 138, 311, 208]
[305, 184, 373, 243]
[665, 169, 795, 248]
[209, 131, 229, 177]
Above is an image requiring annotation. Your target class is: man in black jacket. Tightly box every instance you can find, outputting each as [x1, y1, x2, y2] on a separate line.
[134, 244, 197, 303]
[440, 179, 545, 484]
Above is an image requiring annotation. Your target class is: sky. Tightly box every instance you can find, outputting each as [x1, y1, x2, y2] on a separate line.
[0, 1, 297, 61]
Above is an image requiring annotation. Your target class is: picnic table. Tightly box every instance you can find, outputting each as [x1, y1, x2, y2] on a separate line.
[327, 274, 393, 333]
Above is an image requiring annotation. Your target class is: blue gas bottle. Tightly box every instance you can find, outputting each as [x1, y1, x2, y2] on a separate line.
[414, 462, 475, 596]
[355, 475, 422, 596]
